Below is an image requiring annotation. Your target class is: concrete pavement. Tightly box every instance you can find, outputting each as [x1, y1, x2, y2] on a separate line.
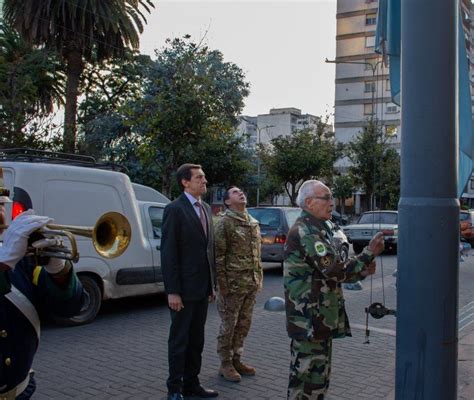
[32, 253, 473, 399]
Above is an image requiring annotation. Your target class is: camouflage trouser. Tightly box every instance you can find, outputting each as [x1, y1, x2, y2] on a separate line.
[287, 338, 333, 400]
[216, 290, 257, 361]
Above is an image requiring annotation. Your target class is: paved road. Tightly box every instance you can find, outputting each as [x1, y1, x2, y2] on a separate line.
[33, 251, 473, 399]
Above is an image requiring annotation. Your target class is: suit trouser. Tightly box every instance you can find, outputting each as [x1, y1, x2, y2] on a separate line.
[167, 297, 208, 393]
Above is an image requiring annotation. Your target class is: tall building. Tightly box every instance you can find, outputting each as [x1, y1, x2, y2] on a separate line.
[334, 0, 400, 174]
[237, 107, 324, 148]
[335, 0, 474, 210]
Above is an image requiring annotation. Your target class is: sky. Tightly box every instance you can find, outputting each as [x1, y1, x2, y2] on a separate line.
[140, 0, 337, 118]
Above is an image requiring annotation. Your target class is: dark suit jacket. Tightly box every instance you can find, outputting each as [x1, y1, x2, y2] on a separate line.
[161, 193, 216, 301]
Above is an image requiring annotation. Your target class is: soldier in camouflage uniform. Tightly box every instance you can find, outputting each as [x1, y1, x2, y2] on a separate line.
[215, 186, 263, 382]
[284, 180, 385, 400]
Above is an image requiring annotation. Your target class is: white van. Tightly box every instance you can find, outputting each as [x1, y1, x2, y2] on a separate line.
[0, 153, 169, 325]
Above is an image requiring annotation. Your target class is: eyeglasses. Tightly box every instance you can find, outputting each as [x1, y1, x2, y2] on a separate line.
[310, 194, 334, 202]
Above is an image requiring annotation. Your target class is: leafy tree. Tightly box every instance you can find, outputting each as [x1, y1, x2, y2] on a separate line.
[0, 24, 64, 147]
[258, 123, 338, 206]
[77, 51, 152, 158]
[346, 120, 400, 211]
[259, 173, 285, 205]
[127, 36, 250, 197]
[184, 132, 254, 195]
[3, 0, 154, 152]
[378, 148, 400, 209]
[332, 174, 354, 214]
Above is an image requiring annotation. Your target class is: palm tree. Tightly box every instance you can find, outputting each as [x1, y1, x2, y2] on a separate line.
[0, 24, 64, 144]
[3, 0, 154, 152]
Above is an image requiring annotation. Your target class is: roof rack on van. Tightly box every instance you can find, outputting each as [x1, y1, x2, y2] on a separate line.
[0, 148, 128, 172]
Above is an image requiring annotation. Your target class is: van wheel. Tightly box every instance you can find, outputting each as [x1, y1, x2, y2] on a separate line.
[53, 275, 102, 327]
[339, 244, 349, 262]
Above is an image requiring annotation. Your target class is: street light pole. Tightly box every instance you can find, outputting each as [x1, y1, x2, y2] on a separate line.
[242, 117, 274, 207]
[325, 57, 384, 124]
[325, 57, 384, 211]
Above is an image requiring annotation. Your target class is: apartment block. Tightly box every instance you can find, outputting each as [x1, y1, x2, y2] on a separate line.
[237, 107, 322, 148]
[334, 0, 400, 171]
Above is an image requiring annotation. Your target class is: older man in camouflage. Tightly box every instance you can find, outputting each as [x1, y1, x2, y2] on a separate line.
[215, 186, 263, 382]
[284, 180, 385, 400]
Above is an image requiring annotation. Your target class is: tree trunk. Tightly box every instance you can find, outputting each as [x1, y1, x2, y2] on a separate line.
[63, 49, 84, 153]
[161, 174, 171, 199]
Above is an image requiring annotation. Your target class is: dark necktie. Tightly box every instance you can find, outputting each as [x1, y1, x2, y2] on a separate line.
[195, 202, 208, 237]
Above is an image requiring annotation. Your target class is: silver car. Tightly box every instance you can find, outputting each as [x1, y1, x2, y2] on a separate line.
[342, 210, 398, 254]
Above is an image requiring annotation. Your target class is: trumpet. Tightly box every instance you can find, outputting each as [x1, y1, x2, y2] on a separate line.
[0, 212, 131, 262]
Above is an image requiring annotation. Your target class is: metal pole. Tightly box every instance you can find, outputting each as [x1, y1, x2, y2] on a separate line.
[256, 126, 261, 207]
[396, 1, 458, 399]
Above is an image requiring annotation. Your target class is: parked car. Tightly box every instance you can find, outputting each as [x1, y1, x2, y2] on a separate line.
[327, 220, 350, 262]
[331, 210, 349, 226]
[247, 206, 349, 264]
[0, 149, 170, 325]
[460, 209, 474, 244]
[247, 207, 300, 264]
[342, 210, 398, 254]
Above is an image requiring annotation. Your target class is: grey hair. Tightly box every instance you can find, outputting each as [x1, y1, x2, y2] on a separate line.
[296, 180, 325, 208]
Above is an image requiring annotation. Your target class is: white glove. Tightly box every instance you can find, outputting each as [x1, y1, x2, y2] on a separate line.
[44, 257, 65, 274]
[31, 237, 65, 274]
[0, 210, 53, 270]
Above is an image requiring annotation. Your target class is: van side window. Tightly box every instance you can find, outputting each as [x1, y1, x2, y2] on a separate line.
[149, 207, 164, 238]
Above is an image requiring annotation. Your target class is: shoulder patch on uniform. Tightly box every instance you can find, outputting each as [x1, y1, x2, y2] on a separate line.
[314, 241, 327, 256]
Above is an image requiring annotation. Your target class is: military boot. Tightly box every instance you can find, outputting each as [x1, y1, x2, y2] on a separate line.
[219, 361, 241, 382]
[233, 358, 256, 376]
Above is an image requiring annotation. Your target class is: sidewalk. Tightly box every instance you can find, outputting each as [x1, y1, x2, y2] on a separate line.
[32, 256, 473, 399]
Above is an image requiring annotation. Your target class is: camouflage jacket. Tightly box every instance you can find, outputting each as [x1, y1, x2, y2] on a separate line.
[284, 210, 374, 341]
[214, 208, 263, 293]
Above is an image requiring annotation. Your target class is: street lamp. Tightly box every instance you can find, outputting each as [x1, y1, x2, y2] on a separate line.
[325, 57, 385, 211]
[242, 117, 274, 206]
[325, 57, 384, 123]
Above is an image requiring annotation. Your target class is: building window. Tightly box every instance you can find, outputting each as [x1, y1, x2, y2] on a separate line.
[364, 81, 376, 93]
[386, 103, 399, 113]
[470, 179, 474, 190]
[366, 13, 377, 26]
[364, 103, 373, 115]
[386, 79, 391, 91]
[365, 36, 376, 47]
[385, 125, 398, 137]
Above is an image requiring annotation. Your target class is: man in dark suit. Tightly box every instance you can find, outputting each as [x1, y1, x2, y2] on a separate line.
[161, 163, 218, 400]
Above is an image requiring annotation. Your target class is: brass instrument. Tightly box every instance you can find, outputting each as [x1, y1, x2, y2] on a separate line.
[0, 212, 131, 262]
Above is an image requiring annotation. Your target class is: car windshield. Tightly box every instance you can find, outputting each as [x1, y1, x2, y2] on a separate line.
[248, 208, 281, 228]
[285, 208, 301, 228]
[358, 212, 398, 225]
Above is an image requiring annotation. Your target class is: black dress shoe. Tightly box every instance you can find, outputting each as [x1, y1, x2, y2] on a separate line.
[167, 393, 184, 400]
[182, 386, 218, 398]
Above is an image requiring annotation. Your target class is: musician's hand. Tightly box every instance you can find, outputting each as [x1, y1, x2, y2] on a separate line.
[0, 210, 52, 269]
[168, 294, 184, 312]
[44, 257, 65, 275]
